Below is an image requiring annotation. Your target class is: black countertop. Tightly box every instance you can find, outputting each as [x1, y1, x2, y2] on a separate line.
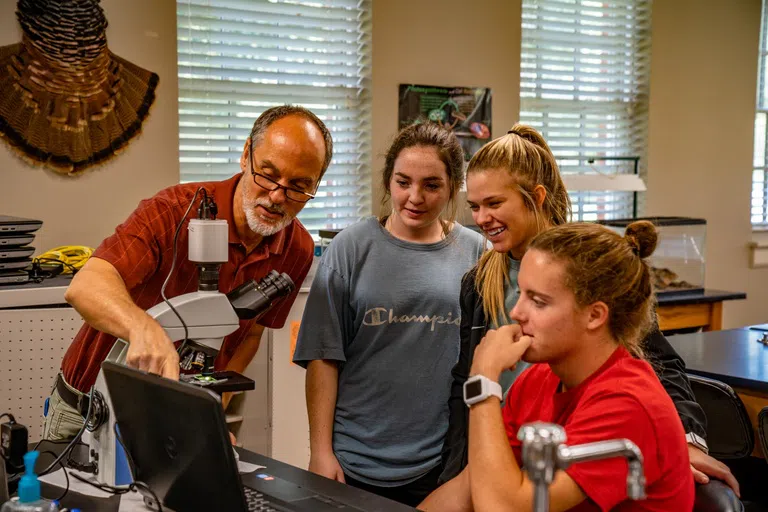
[668, 328, 768, 393]
[33, 444, 415, 511]
[656, 289, 747, 306]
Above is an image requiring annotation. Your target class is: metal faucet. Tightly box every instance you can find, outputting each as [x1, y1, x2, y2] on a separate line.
[518, 422, 646, 512]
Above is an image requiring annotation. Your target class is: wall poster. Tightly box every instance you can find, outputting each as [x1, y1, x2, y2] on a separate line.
[398, 84, 492, 161]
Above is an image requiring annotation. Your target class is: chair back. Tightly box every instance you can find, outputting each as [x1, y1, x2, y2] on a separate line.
[688, 374, 754, 459]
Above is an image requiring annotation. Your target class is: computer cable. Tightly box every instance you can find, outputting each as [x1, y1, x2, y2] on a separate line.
[67, 425, 162, 512]
[69, 472, 162, 511]
[162, 187, 208, 357]
[36, 246, 94, 274]
[35, 386, 94, 479]
[32, 257, 77, 275]
[40, 449, 70, 502]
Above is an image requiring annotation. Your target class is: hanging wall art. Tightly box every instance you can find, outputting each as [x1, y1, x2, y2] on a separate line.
[0, 0, 159, 175]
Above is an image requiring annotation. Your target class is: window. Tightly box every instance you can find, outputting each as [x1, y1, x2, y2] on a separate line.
[753, 0, 768, 227]
[520, 0, 652, 221]
[177, 0, 372, 238]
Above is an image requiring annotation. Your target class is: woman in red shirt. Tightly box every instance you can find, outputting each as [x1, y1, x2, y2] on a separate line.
[420, 221, 694, 512]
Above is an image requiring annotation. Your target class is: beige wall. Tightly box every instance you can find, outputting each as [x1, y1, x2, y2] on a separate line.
[647, 0, 765, 328]
[371, 0, 521, 216]
[2, 0, 765, 327]
[0, 0, 179, 252]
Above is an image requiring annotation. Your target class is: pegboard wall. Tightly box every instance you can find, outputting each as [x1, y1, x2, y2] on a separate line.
[0, 308, 83, 440]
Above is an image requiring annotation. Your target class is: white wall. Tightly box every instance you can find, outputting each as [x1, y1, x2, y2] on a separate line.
[371, 0, 521, 216]
[647, 0, 765, 328]
[0, 0, 180, 252]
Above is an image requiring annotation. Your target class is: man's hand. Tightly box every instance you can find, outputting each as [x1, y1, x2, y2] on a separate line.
[471, 324, 532, 382]
[309, 450, 346, 483]
[689, 445, 740, 497]
[125, 316, 180, 380]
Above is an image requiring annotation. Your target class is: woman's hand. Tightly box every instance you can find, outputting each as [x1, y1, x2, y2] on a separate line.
[688, 445, 740, 497]
[470, 324, 532, 381]
[309, 450, 346, 483]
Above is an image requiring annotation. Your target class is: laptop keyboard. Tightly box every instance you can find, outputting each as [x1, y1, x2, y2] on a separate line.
[244, 486, 283, 512]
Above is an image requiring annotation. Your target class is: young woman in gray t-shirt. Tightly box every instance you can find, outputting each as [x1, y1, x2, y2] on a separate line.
[293, 123, 486, 506]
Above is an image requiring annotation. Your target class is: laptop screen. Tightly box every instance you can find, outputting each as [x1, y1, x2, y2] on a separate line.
[101, 362, 248, 512]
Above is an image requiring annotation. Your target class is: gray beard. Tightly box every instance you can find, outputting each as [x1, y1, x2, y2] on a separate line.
[242, 188, 294, 237]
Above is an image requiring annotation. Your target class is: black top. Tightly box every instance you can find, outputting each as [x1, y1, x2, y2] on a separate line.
[656, 289, 747, 306]
[667, 328, 768, 394]
[596, 216, 707, 227]
[439, 267, 708, 485]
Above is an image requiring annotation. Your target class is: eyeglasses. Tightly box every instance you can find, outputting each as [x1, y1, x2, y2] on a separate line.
[247, 142, 316, 203]
[250, 170, 316, 203]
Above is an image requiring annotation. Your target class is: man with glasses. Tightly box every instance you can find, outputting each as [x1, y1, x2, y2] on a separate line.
[43, 105, 332, 440]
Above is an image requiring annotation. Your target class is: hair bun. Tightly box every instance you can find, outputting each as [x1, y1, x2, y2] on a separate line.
[625, 220, 658, 259]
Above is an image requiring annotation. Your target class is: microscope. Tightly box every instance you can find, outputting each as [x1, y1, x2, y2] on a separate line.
[518, 422, 646, 511]
[82, 192, 295, 486]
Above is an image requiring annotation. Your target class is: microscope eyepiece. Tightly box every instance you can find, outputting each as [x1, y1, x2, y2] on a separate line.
[227, 270, 295, 320]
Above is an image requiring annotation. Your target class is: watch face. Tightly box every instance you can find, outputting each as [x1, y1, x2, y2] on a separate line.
[465, 379, 483, 399]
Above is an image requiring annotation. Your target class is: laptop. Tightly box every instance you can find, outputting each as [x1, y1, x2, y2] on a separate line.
[0, 246, 34, 260]
[0, 270, 29, 285]
[0, 258, 31, 271]
[101, 362, 365, 512]
[0, 233, 35, 247]
[0, 215, 42, 234]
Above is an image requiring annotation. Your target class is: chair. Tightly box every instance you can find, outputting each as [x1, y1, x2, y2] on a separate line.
[688, 374, 754, 460]
[687, 374, 753, 512]
[696, 481, 744, 512]
[757, 407, 768, 458]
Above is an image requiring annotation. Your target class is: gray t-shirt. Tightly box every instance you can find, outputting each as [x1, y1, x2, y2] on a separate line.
[293, 217, 485, 486]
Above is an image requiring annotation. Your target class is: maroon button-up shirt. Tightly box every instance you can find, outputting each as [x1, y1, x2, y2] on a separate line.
[61, 173, 314, 392]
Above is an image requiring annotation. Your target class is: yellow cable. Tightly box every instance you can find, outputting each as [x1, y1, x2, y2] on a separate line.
[36, 245, 95, 274]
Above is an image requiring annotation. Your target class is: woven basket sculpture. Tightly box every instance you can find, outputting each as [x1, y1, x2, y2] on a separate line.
[0, 0, 159, 175]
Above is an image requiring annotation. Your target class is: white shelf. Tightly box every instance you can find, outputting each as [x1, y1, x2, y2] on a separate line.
[226, 413, 244, 424]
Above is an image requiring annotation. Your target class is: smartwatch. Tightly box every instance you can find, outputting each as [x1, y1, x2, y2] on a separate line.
[463, 375, 503, 407]
[685, 432, 709, 455]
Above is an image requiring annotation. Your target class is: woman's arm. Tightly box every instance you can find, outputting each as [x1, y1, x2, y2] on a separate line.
[306, 360, 345, 482]
[468, 398, 586, 512]
[643, 326, 707, 439]
[419, 467, 473, 512]
[468, 325, 585, 511]
[440, 271, 478, 483]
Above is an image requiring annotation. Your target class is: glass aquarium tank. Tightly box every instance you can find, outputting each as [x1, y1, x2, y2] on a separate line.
[596, 217, 706, 295]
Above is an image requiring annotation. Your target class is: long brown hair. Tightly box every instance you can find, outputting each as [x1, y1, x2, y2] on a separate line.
[380, 122, 465, 238]
[528, 221, 658, 356]
[469, 124, 571, 325]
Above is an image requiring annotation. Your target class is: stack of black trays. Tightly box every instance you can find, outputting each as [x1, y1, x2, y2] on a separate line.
[0, 215, 43, 285]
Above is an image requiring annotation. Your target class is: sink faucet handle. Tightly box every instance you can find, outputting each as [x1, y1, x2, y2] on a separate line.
[518, 423, 568, 485]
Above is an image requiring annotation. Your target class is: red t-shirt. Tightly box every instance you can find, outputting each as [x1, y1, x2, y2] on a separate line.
[61, 173, 314, 392]
[502, 347, 694, 512]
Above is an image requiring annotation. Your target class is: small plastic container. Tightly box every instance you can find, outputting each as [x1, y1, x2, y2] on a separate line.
[596, 217, 706, 295]
[1, 452, 59, 512]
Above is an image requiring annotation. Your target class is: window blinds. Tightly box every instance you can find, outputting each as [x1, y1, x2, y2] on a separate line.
[177, 0, 372, 238]
[520, 0, 652, 221]
[753, 0, 768, 227]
